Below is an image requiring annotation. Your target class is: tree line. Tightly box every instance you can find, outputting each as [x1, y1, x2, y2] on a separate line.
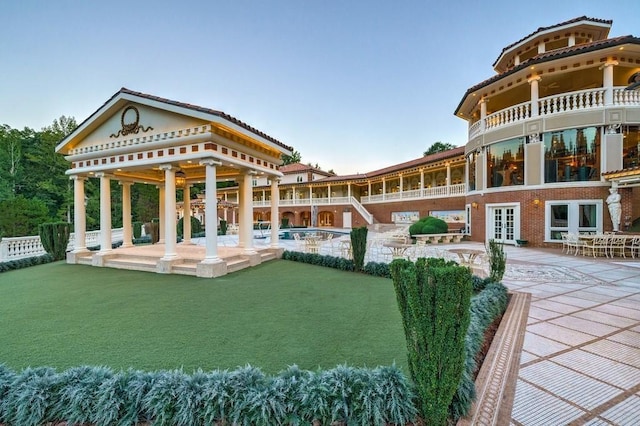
[0, 117, 160, 238]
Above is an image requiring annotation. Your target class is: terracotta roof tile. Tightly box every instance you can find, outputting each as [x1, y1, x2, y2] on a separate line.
[455, 35, 640, 115]
[493, 16, 613, 67]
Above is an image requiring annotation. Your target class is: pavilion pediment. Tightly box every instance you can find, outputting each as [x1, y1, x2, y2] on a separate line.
[66, 103, 209, 153]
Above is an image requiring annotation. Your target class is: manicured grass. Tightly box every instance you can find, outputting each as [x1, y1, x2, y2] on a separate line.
[0, 260, 407, 374]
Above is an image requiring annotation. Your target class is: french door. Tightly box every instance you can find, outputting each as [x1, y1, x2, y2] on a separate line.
[488, 205, 518, 244]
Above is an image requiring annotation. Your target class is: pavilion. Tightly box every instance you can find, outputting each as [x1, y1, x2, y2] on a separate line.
[55, 88, 293, 277]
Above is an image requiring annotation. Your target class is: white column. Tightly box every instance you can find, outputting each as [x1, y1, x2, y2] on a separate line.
[480, 99, 487, 131]
[347, 183, 351, 199]
[327, 184, 331, 203]
[200, 159, 221, 262]
[241, 171, 256, 254]
[96, 172, 112, 253]
[183, 184, 192, 244]
[529, 76, 541, 117]
[270, 178, 280, 247]
[446, 163, 451, 195]
[399, 174, 403, 193]
[160, 165, 177, 260]
[382, 179, 386, 200]
[71, 175, 87, 252]
[158, 185, 166, 244]
[420, 169, 424, 190]
[120, 181, 133, 248]
[602, 61, 618, 106]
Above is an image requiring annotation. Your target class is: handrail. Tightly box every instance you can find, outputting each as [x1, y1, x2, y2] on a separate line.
[350, 196, 374, 225]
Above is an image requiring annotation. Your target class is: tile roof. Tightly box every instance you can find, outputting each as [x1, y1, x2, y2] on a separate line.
[494, 16, 613, 67]
[313, 146, 466, 183]
[279, 162, 334, 176]
[455, 35, 640, 115]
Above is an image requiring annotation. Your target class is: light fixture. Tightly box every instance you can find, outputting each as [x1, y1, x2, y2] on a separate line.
[471, 202, 478, 209]
[175, 170, 186, 187]
[533, 198, 541, 207]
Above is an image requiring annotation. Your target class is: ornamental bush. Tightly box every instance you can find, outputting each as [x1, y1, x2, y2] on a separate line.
[350, 226, 368, 272]
[176, 216, 203, 237]
[408, 216, 448, 236]
[132, 221, 143, 239]
[38, 222, 71, 261]
[390, 258, 472, 425]
[0, 364, 417, 425]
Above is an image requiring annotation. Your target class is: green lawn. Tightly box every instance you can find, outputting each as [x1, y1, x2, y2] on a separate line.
[0, 260, 407, 374]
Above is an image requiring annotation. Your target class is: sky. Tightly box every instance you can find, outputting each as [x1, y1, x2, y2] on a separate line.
[1, 1, 638, 175]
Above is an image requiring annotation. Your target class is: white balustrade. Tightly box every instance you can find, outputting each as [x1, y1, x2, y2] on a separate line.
[539, 88, 605, 116]
[485, 101, 531, 130]
[1, 228, 124, 263]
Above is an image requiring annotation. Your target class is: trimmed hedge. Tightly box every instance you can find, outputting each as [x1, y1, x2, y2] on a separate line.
[390, 258, 472, 425]
[0, 364, 417, 426]
[0, 254, 55, 273]
[281, 250, 354, 271]
[408, 216, 448, 236]
[38, 222, 71, 261]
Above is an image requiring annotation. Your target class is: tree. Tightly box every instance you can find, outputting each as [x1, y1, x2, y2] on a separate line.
[0, 125, 28, 200]
[281, 150, 302, 165]
[424, 141, 456, 156]
[0, 196, 51, 237]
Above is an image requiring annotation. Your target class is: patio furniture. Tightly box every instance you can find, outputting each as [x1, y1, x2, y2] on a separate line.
[608, 235, 628, 258]
[581, 234, 610, 258]
[630, 236, 640, 258]
[448, 248, 485, 266]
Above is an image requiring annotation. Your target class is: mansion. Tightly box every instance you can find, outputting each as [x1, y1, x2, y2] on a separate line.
[54, 16, 640, 279]
[210, 16, 640, 247]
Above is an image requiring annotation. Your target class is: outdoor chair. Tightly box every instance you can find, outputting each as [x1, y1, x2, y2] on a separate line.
[560, 232, 570, 253]
[630, 236, 640, 259]
[608, 235, 628, 258]
[582, 235, 610, 258]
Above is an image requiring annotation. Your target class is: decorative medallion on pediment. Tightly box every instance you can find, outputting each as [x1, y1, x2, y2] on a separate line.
[110, 105, 154, 138]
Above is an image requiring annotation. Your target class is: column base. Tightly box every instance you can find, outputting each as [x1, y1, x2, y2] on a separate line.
[157, 258, 180, 273]
[92, 251, 115, 266]
[66, 249, 89, 264]
[197, 259, 227, 278]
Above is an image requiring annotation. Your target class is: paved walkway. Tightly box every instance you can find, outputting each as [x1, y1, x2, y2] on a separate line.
[206, 232, 640, 425]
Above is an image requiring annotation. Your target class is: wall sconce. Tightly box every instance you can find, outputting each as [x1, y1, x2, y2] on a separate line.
[533, 198, 541, 207]
[471, 202, 478, 209]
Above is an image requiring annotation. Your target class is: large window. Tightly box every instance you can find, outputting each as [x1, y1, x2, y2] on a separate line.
[546, 200, 602, 241]
[622, 125, 640, 169]
[544, 126, 601, 183]
[486, 137, 525, 188]
[467, 152, 476, 191]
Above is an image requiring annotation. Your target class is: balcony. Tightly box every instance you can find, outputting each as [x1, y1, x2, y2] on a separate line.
[469, 87, 640, 140]
[251, 184, 466, 208]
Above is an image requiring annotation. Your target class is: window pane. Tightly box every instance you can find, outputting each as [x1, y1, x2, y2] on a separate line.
[579, 204, 597, 228]
[486, 137, 525, 188]
[544, 127, 601, 183]
[551, 204, 568, 227]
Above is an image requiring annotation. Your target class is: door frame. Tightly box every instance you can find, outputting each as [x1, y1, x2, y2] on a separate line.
[485, 203, 521, 245]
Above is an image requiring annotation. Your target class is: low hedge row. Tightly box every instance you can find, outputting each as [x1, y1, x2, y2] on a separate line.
[0, 364, 417, 426]
[0, 254, 55, 273]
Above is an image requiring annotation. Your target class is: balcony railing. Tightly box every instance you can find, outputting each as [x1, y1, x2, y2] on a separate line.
[361, 183, 466, 203]
[470, 86, 640, 139]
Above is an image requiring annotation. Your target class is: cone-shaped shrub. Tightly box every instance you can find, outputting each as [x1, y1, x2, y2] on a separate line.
[350, 226, 368, 272]
[38, 222, 70, 261]
[390, 258, 472, 425]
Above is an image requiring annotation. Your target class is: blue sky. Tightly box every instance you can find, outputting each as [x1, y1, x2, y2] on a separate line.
[1, 1, 638, 174]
